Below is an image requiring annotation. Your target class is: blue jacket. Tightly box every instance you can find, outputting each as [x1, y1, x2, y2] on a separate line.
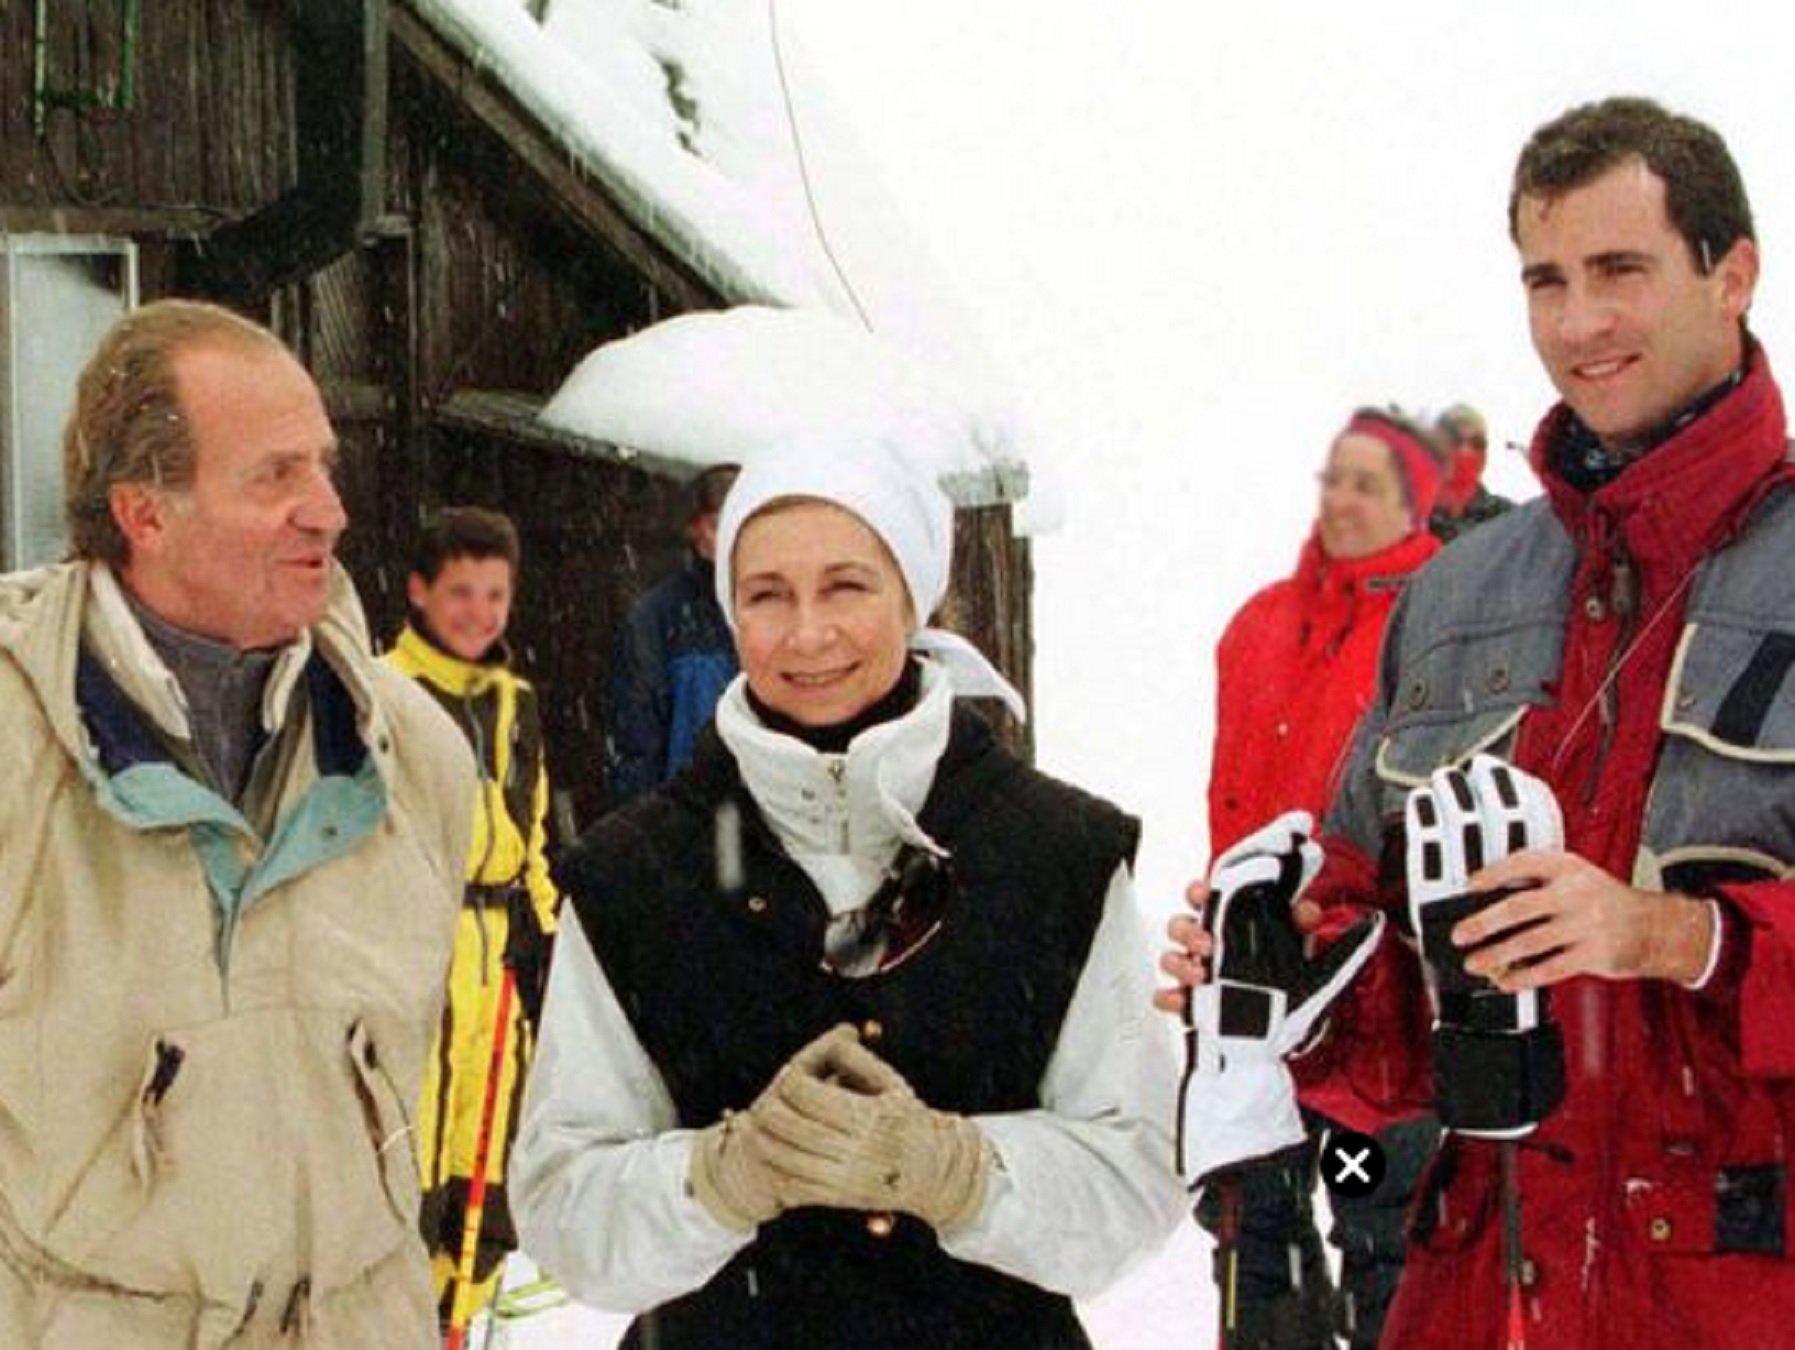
[606, 557, 736, 805]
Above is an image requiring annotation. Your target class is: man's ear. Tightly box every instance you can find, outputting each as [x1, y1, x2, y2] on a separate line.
[405, 571, 429, 610]
[1716, 236, 1761, 322]
[108, 482, 169, 556]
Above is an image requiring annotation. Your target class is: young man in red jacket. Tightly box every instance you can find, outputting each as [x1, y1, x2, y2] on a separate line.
[1163, 96, 1794, 1349]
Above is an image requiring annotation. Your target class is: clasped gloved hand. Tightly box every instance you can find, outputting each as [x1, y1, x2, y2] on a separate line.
[752, 1025, 991, 1233]
[1405, 754, 1566, 1139]
[687, 1025, 868, 1231]
[1176, 811, 1384, 1187]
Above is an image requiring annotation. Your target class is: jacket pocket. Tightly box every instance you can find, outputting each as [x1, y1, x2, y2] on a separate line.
[1643, 623, 1795, 888]
[36, 1037, 180, 1278]
[40, 1012, 418, 1308]
[346, 1016, 421, 1231]
[1371, 623, 1552, 793]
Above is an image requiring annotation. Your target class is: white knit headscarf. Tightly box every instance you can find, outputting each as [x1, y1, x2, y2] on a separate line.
[714, 436, 1028, 722]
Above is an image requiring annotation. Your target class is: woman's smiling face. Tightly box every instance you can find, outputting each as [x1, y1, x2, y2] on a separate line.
[730, 499, 914, 726]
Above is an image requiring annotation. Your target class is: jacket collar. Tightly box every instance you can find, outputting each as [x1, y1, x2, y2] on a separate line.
[1, 559, 387, 780]
[1532, 341, 1792, 573]
[714, 660, 955, 874]
[1295, 527, 1440, 596]
[389, 621, 508, 695]
[83, 563, 315, 748]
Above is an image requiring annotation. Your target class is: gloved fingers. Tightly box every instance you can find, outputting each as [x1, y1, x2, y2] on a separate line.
[772, 1174, 860, 1212]
[1466, 753, 1564, 858]
[1207, 815, 1322, 975]
[1211, 850, 1320, 991]
[751, 1099, 862, 1182]
[766, 1070, 872, 1138]
[1286, 832, 1324, 901]
[1279, 910, 1385, 1051]
[1405, 763, 1470, 938]
[1422, 763, 1480, 887]
[802, 1033, 910, 1098]
[1206, 852, 1283, 967]
[774, 1062, 919, 1145]
[779, 1023, 865, 1083]
[1210, 810, 1316, 877]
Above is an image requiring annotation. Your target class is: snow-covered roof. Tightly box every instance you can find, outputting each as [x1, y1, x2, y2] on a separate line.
[540, 306, 1028, 507]
[412, 0, 1029, 504]
[411, 0, 835, 308]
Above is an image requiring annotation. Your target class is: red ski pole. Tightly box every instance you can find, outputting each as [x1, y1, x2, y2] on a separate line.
[444, 966, 517, 1350]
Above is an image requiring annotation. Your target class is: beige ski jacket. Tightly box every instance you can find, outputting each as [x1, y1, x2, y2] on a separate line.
[0, 562, 472, 1348]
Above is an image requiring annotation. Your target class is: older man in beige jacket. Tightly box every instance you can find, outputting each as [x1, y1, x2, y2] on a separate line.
[0, 300, 472, 1347]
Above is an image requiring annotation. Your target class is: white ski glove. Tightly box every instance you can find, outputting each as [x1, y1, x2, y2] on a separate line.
[1405, 754, 1566, 1139]
[1176, 811, 1385, 1187]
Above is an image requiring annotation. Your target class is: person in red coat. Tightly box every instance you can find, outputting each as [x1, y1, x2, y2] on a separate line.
[1197, 408, 1442, 1349]
[1166, 97, 1795, 1350]
[1209, 409, 1444, 854]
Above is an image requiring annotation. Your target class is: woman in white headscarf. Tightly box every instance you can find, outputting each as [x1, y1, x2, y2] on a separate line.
[510, 436, 1183, 1348]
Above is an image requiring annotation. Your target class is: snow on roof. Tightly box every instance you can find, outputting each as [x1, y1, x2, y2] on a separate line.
[412, 0, 835, 308]
[415, 0, 1031, 507]
[539, 305, 1028, 507]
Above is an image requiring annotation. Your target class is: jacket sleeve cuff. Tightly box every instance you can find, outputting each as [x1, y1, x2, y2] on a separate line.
[1678, 899, 1726, 992]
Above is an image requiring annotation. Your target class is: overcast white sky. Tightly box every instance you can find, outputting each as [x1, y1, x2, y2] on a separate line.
[782, 1, 1794, 920]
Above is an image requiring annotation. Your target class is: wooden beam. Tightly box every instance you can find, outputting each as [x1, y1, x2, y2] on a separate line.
[390, 5, 717, 314]
[0, 206, 226, 238]
[433, 387, 700, 484]
[321, 379, 395, 424]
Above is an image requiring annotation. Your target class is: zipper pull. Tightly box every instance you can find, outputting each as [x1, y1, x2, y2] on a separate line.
[1611, 549, 1638, 623]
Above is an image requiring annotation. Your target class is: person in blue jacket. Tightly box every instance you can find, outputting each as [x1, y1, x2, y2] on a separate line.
[605, 464, 739, 805]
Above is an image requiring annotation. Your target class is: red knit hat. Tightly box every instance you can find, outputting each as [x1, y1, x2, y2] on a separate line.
[1344, 410, 1445, 524]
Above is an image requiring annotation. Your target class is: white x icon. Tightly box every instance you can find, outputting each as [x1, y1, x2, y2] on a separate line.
[1332, 1146, 1372, 1186]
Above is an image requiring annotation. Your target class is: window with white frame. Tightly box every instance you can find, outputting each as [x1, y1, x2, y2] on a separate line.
[1, 235, 138, 569]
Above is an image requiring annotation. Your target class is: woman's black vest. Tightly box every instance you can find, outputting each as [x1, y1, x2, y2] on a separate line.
[557, 705, 1140, 1349]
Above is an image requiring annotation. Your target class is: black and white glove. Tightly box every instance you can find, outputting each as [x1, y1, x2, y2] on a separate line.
[1405, 754, 1566, 1139]
[1177, 811, 1385, 1187]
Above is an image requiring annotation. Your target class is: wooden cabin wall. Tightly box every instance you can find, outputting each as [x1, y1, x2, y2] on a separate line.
[0, 0, 290, 224]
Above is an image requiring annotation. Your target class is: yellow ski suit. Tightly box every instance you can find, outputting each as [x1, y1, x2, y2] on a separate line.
[385, 624, 560, 1324]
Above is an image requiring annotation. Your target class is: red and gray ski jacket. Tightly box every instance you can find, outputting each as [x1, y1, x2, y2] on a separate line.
[1298, 344, 1795, 1348]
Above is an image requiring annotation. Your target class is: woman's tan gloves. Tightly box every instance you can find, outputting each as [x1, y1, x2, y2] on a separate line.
[688, 1024, 991, 1233]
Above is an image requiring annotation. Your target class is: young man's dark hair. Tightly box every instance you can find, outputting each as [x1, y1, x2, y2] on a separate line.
[410, 506, 521, 582]
[691, 463, 740, 520]
[1508, 95, 1754, 274]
